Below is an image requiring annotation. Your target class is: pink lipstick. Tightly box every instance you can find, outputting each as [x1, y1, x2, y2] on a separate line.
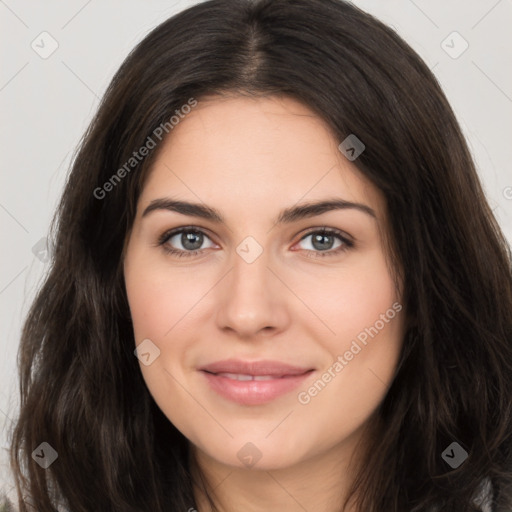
[199, 359, 314, 405]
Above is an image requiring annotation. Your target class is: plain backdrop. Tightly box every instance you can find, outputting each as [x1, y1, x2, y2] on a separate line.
[1, 0, 511, 500]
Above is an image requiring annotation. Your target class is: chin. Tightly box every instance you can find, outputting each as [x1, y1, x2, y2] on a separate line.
[195, 434, 311, 472]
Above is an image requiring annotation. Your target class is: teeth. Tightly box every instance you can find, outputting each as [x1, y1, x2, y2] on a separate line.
[216, 372, 279, 381]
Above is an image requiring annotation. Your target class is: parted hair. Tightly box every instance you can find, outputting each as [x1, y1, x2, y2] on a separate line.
[10, 0, 512, 510]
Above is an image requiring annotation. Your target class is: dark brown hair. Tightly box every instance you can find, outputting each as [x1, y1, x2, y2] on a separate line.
[10, 0, 512, 510]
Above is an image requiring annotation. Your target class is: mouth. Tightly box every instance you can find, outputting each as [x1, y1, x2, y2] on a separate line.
[209, 372, 295, 381]
[198, 359, 315, 405]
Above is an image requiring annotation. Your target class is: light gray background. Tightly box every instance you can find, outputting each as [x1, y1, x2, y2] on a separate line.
[1, 0, 511, 501]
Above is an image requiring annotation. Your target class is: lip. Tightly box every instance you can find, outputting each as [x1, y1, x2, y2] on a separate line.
[199, 359, 314, 405]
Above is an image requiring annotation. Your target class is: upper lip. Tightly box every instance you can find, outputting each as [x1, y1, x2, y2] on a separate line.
[199, 359, 314, 377]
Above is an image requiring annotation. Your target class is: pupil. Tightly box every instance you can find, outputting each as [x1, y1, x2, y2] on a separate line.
[313, 233, 333, 251]
[183, 232, 202, 250]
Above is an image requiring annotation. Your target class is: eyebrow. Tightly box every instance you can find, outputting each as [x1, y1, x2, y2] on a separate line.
[141, 197, 376, 224]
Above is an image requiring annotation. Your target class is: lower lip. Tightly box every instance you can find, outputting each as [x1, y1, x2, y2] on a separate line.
[201, 370, 313, 405]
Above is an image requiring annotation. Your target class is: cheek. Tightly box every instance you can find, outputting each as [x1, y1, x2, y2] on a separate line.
[124, 258, 203, 428]
[124, 255, 214, 396]
[125, 257, 204, 342]
[293, 249, 403, 419]
[126, 282, 174, 342]
[267, 257, 403, 469]
[338, 270, 399, 345]
[293, 247, 400, 348]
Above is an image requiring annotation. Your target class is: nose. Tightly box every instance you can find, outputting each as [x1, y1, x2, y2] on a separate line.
[214, 245, 290, 339]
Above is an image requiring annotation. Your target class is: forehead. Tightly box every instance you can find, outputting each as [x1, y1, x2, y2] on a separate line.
[139, 95, 385, 220]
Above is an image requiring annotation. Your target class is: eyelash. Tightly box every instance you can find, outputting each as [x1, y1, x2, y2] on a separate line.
[157, 226, 354, 259]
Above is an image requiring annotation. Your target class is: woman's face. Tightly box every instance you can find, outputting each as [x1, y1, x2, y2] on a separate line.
[123, 95, 405, 471]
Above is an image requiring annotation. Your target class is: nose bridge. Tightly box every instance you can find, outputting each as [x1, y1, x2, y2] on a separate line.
[229, 235, 274, 304]
[232, 241, 269, 290]
[215, 234, 286, 336]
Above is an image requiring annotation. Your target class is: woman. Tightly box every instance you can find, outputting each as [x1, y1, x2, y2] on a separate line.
[8, 0, 512, 510]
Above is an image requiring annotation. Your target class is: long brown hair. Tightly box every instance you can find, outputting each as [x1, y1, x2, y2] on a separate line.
[10, 0, 512, 510]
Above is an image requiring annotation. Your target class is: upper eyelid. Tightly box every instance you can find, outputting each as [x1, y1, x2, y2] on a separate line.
[159, 225, 217, 244]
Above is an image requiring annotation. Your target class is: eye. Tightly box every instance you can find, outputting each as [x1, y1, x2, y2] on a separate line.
[157, 226, 354, 259]
[294, 227, 354, 258]
[157, 227, 216, 258]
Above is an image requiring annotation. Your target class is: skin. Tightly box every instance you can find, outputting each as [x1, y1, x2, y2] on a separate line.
[123, 95, 405, 512]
